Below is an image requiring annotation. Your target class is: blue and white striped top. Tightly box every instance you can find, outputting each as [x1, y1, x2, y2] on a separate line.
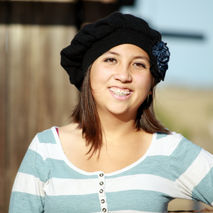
[9, 127, 213, 213]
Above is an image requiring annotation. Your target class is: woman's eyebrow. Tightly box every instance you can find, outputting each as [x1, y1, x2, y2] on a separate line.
[104, 51, 120, 56]
[133, 56, 150, 61]
[104, 51, 149, 62]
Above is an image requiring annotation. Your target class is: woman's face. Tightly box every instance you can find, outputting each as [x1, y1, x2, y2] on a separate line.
[90, 44, 153, 118]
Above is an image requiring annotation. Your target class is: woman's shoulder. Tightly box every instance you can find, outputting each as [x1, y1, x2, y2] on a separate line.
[153, 131, 201, 155]
[58, 123, 81, 135]
[155, 131, 195, 145]
[155, 131, 182, 140]
[57, 123, 85, 149]
[31, 123, 83, 150]
[33, 123, 80, 141]
[34, 126, 58, 144]
[27, 127, 60, 160]
[57, 123, 84, 142]
[154, 131, 183, 146]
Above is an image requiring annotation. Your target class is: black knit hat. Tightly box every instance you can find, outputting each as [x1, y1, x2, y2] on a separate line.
[61, 12, 170, 90]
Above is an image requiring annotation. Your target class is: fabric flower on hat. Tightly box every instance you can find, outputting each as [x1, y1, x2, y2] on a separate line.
[152, 41, 170, 81]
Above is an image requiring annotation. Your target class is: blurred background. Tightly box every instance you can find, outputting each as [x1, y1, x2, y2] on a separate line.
[0, 0, 213, 212]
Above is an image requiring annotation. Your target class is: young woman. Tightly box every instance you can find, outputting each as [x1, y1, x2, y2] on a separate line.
[9, 12, 213, 213]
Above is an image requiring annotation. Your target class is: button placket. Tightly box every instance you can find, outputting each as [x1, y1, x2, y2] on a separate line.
[98, 172, 108, 213]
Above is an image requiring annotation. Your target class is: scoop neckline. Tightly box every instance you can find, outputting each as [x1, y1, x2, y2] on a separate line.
[51, 126, 156, 177]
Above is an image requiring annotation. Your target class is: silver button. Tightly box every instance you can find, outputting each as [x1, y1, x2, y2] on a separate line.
[99, 189, 104, 193]
[101, 199, 105, 204]
[99, 181, 104, 186]
[99, 173, 104, 177]
[102, 208, 107, 212]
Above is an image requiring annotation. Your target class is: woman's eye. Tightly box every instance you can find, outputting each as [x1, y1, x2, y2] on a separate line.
[133, 62, 146, 69]
[104, 57, 117, 64]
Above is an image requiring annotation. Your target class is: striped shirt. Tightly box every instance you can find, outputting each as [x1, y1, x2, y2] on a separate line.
[9, 126, 213, 213]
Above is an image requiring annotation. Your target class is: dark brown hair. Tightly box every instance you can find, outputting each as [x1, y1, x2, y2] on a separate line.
[72, 66, 170, 156]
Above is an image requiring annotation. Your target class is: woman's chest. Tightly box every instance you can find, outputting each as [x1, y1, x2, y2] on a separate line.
[62, 139, 152, 175]
[43, 172, 172, 213]
[60, 127, 153, 174]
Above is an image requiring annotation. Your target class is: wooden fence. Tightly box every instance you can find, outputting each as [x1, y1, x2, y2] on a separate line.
[0, 23, 79, 213]
[0, 1, 79, 212]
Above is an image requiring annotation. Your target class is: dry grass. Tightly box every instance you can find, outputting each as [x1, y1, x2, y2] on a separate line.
[155, 86, 213, 153]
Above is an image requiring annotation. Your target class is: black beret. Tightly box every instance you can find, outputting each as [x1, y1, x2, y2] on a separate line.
[61, 12, 170, 90]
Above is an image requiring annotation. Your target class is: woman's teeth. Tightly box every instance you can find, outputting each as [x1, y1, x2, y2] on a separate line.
[109, 87, 131, 96]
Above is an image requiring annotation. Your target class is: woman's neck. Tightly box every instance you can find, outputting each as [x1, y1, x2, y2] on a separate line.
[98, 111, 141, 145]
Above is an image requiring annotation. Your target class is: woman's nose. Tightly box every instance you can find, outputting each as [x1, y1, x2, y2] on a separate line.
[113, 65, 132, 83]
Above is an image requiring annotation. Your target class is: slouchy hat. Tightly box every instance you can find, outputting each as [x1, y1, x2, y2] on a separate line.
[61, 12, 170, 90]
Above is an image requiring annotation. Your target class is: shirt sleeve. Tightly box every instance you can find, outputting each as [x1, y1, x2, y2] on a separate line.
[171, 136, 213, 206]
[9, 135, 49, 213]
[189, 148, 213, 205]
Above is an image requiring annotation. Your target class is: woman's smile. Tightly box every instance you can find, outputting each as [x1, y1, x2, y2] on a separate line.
[109, 87, 133, 100]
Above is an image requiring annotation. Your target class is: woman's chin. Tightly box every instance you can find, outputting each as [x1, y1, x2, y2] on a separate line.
[106, 107, 134, 118]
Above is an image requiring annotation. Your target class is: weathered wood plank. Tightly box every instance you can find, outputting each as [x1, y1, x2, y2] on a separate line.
[0, 25, 7, 213]
[3, 24, 77, 212]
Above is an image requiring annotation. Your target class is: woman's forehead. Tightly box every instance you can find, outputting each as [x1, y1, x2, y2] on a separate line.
[102, 44, 150, 60]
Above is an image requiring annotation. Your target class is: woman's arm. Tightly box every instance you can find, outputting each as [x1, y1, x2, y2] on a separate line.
[171, 136, 213, 206]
